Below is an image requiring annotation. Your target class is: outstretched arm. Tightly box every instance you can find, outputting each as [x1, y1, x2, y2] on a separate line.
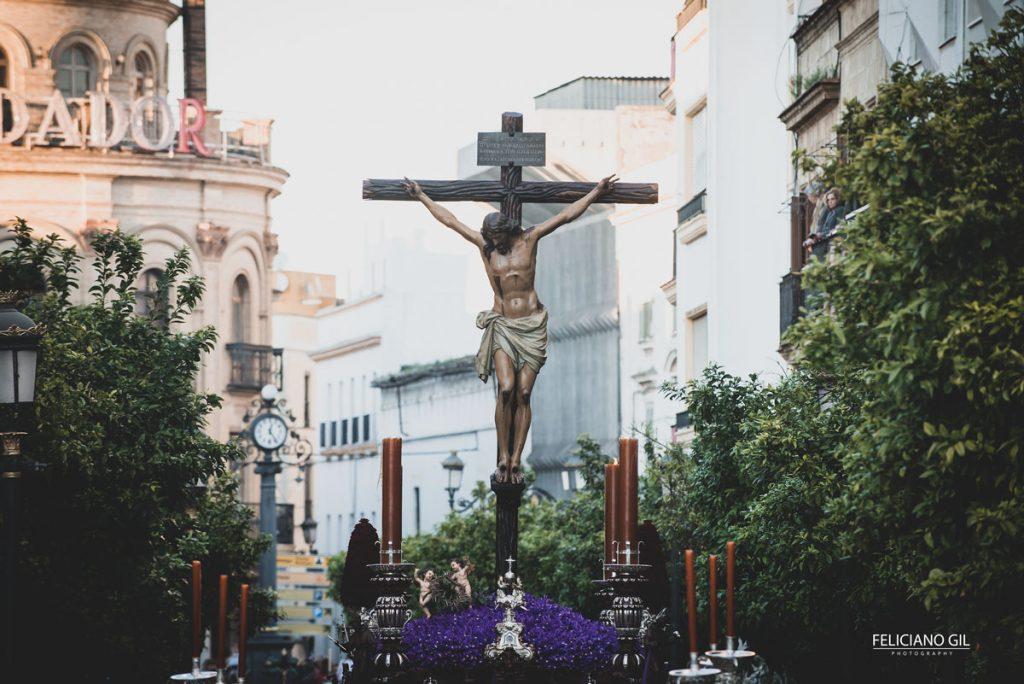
[403, 178, 484, 248]
[531, 174, 617, 239]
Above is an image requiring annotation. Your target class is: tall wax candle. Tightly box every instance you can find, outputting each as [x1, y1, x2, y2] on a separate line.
[726, 541, 736, 639]
[381, 438, 403, 562]
[617, 438, 638, 554]
[191, 560, 202, 660]
[217, 574, 228, 669]
[604, 461, 619, 568]
[685, 549, 698, 655]
[709, 554, 718, 647]
[238, 584, 249, 680]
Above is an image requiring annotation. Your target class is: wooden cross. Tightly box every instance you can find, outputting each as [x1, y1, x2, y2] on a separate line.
[362, 112, 658, 226]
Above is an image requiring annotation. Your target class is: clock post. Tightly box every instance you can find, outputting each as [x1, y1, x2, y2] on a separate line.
[238, 384, 312, 684]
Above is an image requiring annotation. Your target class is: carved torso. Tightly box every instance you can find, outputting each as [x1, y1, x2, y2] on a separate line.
[480, 231, 542, 319]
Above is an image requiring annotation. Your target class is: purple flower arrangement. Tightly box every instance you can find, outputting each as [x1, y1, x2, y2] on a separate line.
[402, 593, 617, 676]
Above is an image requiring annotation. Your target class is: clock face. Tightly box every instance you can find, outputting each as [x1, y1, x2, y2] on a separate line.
[252, 414, 289, 451]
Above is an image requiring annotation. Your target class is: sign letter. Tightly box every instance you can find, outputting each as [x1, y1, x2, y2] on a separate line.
[88, 93, 129, 149]
[177, 98, 211, 157]
[0, 88, 30, 144]
[34, 90, 81, 147]
[129, 95, 175, 151]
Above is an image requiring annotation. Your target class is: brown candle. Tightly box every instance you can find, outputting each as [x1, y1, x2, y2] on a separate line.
[726, 541, 736, 638]
[381, 438, 403, 562]
[617, 438, 638, 555]
[191, 560, 202, 660]
[685, 549, 698, 654]
[217, 574, 228, 669]
[604, 461, 619, 570]
[709, 554, 718, 647]
[238, 584, 249, 679]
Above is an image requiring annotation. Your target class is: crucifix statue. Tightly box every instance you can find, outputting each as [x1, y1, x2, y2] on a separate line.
[363, 112, 658, 487]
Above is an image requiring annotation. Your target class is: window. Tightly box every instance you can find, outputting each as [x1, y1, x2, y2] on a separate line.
[329, 421, 337, 447]
[363, 414, 371, 443]
[351, 415, 360, 444]
[690, 105, 707, 194]
[1, 47, 10, 134]
[132, 51, 155, 97]
[341, 418, 349, 445]
[56, 44, 96, 98]
[134, 268, 167, 323]
[688, 311, 709, 379]
[967, 0, 982, 26]
[319, 422, 326, 448]
[231, 275, 251, 343]
[638, 300, 654, 342]
[942, 0, 958, 42]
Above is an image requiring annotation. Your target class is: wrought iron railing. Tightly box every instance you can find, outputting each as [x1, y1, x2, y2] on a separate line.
[226, 342, 275, 391]
[677, 189, 707, 225]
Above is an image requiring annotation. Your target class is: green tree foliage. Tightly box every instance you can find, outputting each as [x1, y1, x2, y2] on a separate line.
[1, 220, 273, 680]
[789, 10, 1024, 677]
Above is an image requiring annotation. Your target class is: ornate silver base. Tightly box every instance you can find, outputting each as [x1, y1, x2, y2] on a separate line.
[706, 635, 757, 673]
[368, 562, 414, 679]
[603, 562, 652, 677]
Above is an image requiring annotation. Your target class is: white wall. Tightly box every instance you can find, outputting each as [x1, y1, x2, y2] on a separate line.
[704, 0, 793, 381]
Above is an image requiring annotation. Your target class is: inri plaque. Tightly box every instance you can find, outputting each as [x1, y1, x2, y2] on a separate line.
[477, 132, 546, 167]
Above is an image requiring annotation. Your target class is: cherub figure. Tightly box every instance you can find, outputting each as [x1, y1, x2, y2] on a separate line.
[449, 558, 474, 601]
[414, 567, 436, 618]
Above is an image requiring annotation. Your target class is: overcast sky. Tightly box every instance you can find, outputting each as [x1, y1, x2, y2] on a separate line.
[168, 0, 680, 279]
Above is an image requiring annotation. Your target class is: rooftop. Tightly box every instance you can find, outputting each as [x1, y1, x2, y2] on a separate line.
[534, 76, 670, 111]
[371, 355, 476, 390]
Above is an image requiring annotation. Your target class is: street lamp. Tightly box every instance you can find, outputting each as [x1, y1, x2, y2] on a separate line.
[442, 451, 465, 510]
[300, 515, 318, 553]
[0, 291, 42, 672]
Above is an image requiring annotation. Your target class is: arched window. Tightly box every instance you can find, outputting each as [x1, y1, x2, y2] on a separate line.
[132, 51, 154, 97]
[1, 47, 10, 133]
[231, 275, 251, 343]
[56, 44, 96, 98]
[135, 267, 167, 322]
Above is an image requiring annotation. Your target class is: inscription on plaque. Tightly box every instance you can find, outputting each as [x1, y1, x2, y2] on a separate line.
[477, 132, 546, 167]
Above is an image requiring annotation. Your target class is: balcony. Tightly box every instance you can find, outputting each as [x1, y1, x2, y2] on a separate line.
[226, 343, 281, 392]
[677, 189, 707, 226]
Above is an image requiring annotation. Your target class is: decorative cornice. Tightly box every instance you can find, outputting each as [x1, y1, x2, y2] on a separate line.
[0, 322, 45, 337]
[310, 335, 382, 362]
[196, 221, 229, 258]
[779, 79, 840, 134]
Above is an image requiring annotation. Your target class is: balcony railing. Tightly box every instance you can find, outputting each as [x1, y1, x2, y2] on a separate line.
[226, 342, 278, 392]
[678, 189, 707, 225]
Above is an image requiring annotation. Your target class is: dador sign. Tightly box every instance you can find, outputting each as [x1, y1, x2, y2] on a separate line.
[0, 89, 212, 156]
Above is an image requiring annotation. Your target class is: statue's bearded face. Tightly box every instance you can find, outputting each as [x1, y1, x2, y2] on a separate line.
[481, 212, 521, 256]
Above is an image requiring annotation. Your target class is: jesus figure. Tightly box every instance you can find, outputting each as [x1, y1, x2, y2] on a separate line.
[402, 174, 617, 483]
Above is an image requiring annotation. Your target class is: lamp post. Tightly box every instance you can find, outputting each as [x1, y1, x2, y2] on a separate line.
[300, 515, 318, 554]
[441, 451, 464, 511]
[0, 291, 42, 672]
